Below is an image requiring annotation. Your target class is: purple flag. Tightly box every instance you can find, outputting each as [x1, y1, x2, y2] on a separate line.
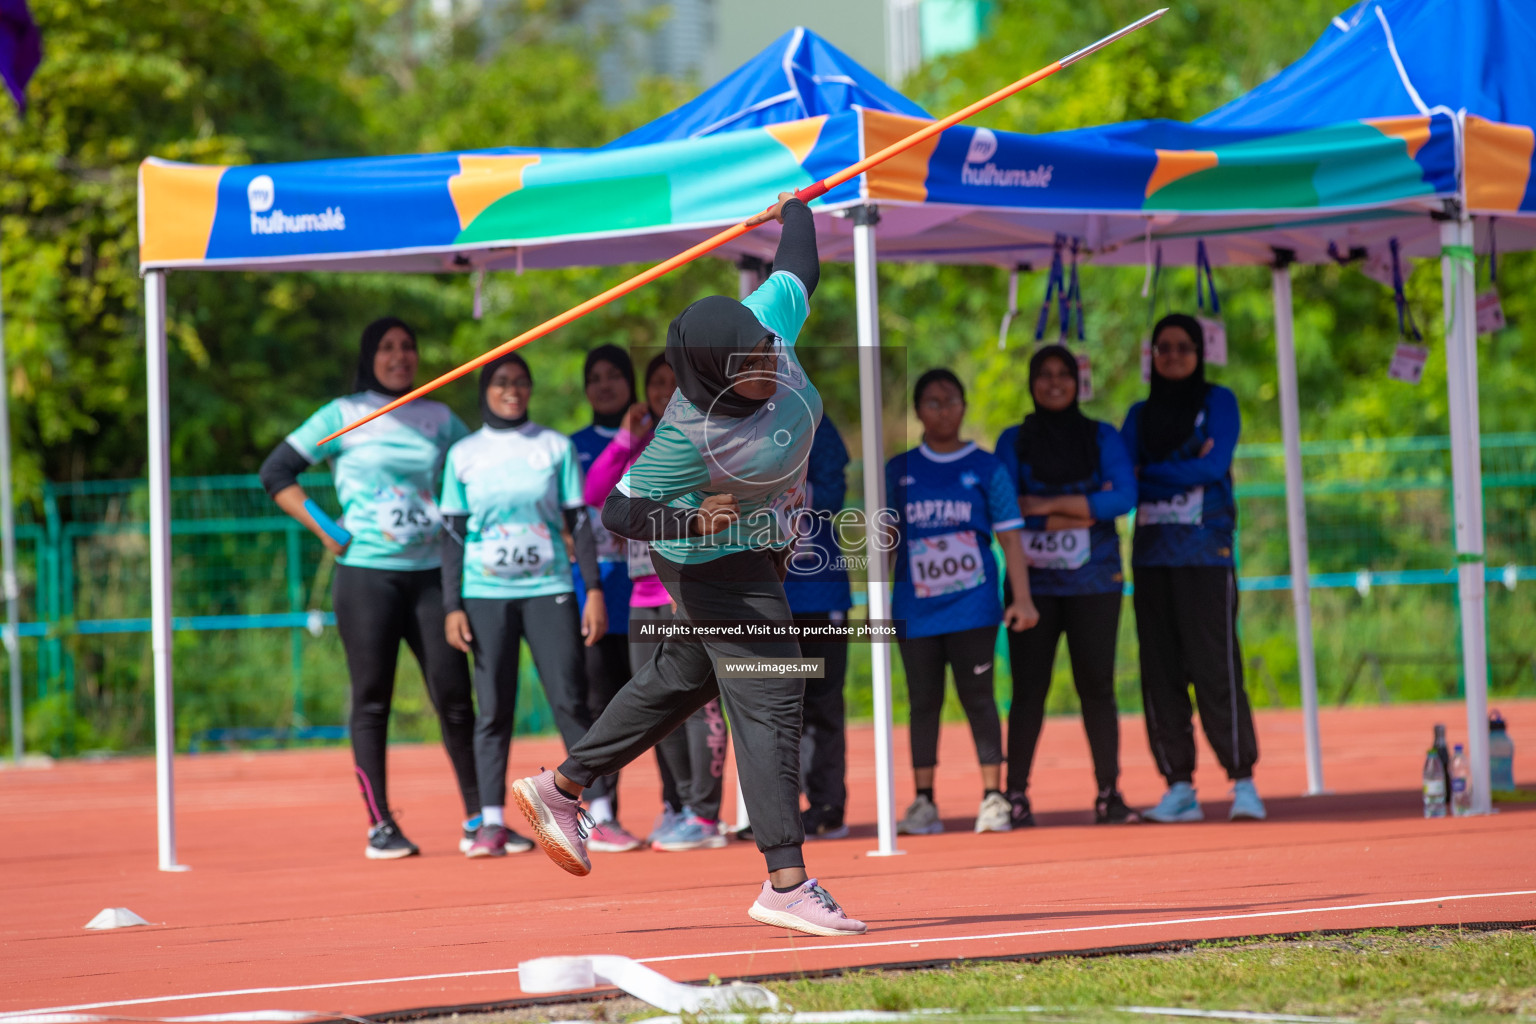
[0, 0, 39, 112]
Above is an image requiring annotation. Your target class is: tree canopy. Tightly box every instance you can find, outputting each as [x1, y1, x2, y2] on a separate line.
[1, 0, 1529, 505]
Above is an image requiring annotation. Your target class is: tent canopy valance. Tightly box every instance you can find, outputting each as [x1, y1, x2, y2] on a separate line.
[138, 24, 1470, 275]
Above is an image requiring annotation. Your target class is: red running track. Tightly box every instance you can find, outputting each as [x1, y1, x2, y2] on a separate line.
[3, 701, 1533, 1017]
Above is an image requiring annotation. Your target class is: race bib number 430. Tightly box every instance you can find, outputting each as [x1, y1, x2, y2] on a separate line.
[909, 530, 985, 598]
[1138, 486, 1204, 526]
[1022, 528, 1090, 570]
[482, 523, 556, 581]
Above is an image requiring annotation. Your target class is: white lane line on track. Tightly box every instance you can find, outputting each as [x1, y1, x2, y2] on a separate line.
[8, 888, 1535, 1017]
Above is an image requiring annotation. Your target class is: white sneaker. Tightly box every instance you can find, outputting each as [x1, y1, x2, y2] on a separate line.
[974, 791, 1013, 833]
[896, 794, 944, 835]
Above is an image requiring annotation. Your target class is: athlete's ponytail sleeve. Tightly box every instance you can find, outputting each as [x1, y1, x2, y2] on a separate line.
[773, 199, 820, 298]
[562, 506, 602, 592]
[440, 514, 468, 614]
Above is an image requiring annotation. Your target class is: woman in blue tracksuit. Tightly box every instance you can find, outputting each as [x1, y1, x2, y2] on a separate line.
[888, 369, 1037, 837]
[996, 345, 1138, 827]
[1122, 314, 1263, 823]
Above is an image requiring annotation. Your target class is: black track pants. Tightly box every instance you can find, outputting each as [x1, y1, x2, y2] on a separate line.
[797, 612, 849, 813]
[562, 549, 806, 872]
[899, 625, 1004, 770]
[582, 631, 631, 813]
[629, 602, 728, 822]
[332, 564, 478, 824]
[464, 593, 612, 808]
[1005, 591, 1123, 794]
[1133, 566, 1259, 784]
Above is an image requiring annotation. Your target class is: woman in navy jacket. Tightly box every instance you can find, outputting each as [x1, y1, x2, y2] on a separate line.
[996, 345, 1138, 827]
[1121, 314, 1263, 824]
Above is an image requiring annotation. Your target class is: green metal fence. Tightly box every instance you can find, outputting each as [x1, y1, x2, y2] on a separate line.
[4, 433, 1534, 755]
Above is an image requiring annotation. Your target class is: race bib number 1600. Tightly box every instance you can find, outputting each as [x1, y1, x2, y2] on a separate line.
[909, 530, 985, 598]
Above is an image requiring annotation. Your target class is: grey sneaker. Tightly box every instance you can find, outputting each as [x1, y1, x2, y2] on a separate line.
[896, 794, 944, 835]
[974, 791, 1013, 833]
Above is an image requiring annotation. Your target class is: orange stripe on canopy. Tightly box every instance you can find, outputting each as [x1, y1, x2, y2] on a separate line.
[449, 155, 543, 231]
[139, 160, 226, 264]
[1145, 150, 1218, 199]
[1464, 115, 1535, 212]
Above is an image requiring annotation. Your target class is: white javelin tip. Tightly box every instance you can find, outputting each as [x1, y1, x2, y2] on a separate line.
[1060, 9, 1169, 67]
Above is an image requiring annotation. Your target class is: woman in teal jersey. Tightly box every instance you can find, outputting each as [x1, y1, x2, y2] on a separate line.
[439, 351, 609, 859]
[510, 193, 866, 938]
[260, 317, 479, 861]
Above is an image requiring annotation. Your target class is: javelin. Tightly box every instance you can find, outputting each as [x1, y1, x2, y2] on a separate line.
[321, 8, 1167, 443]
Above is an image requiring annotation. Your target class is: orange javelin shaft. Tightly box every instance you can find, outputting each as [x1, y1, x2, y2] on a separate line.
[321, 8, 1167, 444]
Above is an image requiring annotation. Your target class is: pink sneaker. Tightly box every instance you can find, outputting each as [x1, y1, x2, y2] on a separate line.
[511, 770, 593, 876]
[747, 879, 867, 936]
[588, 820, 643, 853]
[464, 823, 535, 858]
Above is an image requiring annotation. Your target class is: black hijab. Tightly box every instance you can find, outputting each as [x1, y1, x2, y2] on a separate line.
[584, 344, 636, 429]
[1014, 345, 1099, 485]
[480, 351, 531, 430]
[1140, 313, 1211, 462]
[643, 352, 672, 420]
[355, 316, 416, 398]
[665, 295, 775, 419]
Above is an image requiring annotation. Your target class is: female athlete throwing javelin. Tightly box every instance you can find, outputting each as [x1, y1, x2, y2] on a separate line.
[511, 192, 866, 937]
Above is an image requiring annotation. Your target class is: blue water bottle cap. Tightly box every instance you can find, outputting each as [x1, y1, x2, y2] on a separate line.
[1453, 743, 1464, 754]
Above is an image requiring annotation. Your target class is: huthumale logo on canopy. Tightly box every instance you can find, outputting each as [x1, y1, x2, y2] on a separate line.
[247, 174, 347, 235]
[961, 127, 1053, 188]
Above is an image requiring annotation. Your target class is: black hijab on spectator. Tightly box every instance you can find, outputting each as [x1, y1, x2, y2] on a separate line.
[480, 352, 531, 430]
[584, 344, 636, 429]
[665, 295, 774, 418]
[1140, 313, 1211, 462]
[1014, 345, 1099, 485]
[355, 316, 416, 398]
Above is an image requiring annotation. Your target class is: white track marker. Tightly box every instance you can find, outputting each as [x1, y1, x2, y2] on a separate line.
[83, 910, 151, 931]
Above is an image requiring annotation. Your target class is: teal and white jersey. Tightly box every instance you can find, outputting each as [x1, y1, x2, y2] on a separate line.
[618, 271, 821, 565]
[439, 422, 586, 599]
[286, 392, 468, 571]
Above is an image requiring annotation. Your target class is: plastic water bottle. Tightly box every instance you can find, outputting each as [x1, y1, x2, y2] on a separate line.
[1433, 723, 1450, 786]
[1489, 711, 1515, 793]
[1450, 743, 1472, 816]
[1422, 748, 1447, 818]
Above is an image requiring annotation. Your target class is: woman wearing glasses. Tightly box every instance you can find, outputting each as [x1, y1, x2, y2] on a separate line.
[888, 369, 1037, 838]
[509, 193, 868, 937]
[439, 352, 607, 858]
[1122, 314, 1263, 824]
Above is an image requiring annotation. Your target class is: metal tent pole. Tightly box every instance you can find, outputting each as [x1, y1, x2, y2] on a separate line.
[1271, 254, 1323, 794]
[1439, 215, 1491, 815]
[852, 206, 901, 857]
[0, 265, 22, 764]
[729, 255, 769, 836]
[145, 270, 188, 869]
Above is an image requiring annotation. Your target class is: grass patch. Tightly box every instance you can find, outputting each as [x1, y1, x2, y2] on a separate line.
[431, 928, 1536, 1024]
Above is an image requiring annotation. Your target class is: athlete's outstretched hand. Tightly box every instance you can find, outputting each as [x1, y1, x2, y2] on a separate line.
[693, 493, 740, 535]
[745, 191, 798, 227]
[621, 402, 654, 436]
[445, 609, 474, 652]
[1003, 598, 1040, 632]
